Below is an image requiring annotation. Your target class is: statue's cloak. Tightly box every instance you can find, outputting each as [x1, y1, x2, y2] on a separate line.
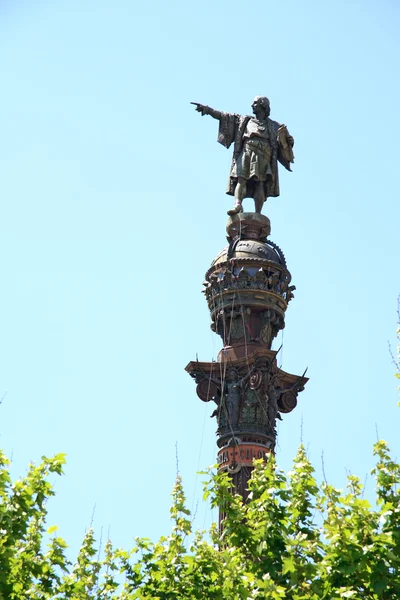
[217, 112, 292, 199]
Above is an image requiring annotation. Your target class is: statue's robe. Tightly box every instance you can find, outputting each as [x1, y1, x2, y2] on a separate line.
[217, 112, 293, 199]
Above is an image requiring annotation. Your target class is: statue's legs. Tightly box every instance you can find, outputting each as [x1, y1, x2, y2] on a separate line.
[254, 181, 266, 214]
[228, 399, 240, 429]
[227, 178, 246, 216]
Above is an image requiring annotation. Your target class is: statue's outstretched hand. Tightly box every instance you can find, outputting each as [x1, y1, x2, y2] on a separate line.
[191, 102, 208, 116]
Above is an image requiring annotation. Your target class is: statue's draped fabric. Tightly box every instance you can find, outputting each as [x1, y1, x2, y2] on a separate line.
[217, 112, 292, 200]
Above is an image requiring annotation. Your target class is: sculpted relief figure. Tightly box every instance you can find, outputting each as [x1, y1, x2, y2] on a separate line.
[192, 96, 294, 215]
[209, 367, 254, 429]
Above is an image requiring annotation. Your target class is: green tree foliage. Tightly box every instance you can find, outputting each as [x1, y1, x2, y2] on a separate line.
[2, 443, 400, 599]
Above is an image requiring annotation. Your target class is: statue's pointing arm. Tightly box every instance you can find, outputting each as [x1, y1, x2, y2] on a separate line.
[191, 102, 222, 121]
[191, 102, 237, 149]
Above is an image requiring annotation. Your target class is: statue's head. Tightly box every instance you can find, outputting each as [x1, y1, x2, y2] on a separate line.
[226, 368, 239, 382]
[252, 96, 271, 118]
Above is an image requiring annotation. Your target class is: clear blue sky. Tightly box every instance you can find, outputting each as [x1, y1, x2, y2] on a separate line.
[0, 0, 399, 556]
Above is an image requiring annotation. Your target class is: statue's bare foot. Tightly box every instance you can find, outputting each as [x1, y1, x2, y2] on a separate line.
[227, 203, 243, 216]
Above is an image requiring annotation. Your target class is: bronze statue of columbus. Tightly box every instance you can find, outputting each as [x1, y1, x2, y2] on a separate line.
[192, 96, 295, 215]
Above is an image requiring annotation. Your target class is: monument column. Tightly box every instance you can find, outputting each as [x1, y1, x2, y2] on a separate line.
[186, 213, 307, 499]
